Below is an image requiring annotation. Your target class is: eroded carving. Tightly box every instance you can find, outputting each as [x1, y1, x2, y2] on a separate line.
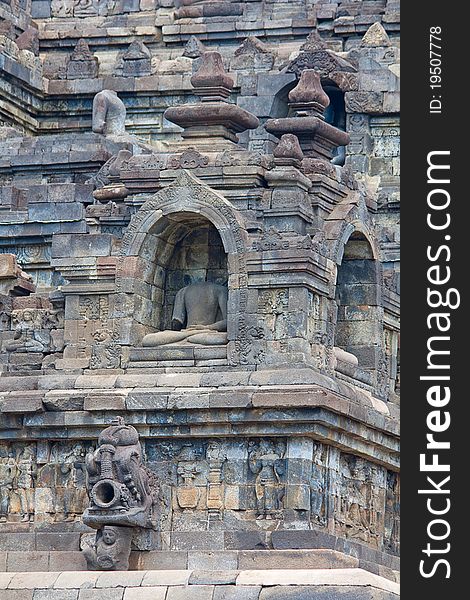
[142, 282, 228, 347]
[92, 90, 126, 137]
[249, 440, 286, 519]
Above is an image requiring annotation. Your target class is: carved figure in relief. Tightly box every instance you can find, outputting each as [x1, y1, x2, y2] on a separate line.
[311, 443, 325, 523]
[5, 309, 49, 353]
[82, 525, 133, 570]
[74, 0, 100, 17]
[90, 328, 121, 369]
[176, 462, 202, 509]
[206, 440, 227, 520]
[92, 90, 126, 137]
[83, 417, 154, 530]
[82, 418, 156, 570]
[175, 442, 203, 510]
[58, 444, 87, 521]
[0, 453, 15, 522]
[15, 445, 36, 522]
[142, 282, 228, 347]
[249, 440, 285, 519]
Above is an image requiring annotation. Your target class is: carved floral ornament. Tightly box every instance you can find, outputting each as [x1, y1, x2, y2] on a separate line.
[251, 227, 329, 256]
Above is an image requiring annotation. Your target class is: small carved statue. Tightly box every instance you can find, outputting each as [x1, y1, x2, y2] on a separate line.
[83, 417, 154, 529]
[142, 281, 228, 347]
[82, 417, 156, 570]
[82, 525, 133, 571]
[92, 90, 126, 137]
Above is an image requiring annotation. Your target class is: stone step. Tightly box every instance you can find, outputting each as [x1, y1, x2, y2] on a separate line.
[0, 568, 400, 599]
[0, 549, 400, 583]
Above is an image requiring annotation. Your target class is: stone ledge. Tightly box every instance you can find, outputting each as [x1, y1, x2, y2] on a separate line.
[0, 548, 399, 580]
[0, 569, 399, 599]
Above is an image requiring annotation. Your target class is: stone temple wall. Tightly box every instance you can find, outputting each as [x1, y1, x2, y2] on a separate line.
[0, 0, 400, 594]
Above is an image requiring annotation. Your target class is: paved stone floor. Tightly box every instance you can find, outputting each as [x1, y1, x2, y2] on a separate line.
[0, 568, 399, 599]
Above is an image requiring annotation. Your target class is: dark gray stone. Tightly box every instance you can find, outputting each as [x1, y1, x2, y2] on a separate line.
[259, 587, 398, 600]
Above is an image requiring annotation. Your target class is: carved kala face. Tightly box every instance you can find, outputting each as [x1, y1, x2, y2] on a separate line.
[102, 527, 117, 545]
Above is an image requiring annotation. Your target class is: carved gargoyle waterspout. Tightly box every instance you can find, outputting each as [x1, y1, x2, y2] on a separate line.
[82, 417, 155, 570]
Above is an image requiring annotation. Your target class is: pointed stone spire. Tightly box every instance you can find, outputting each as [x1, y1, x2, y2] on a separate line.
[273, 134, 304, 166]
[123, 40, 151, 60]
[122, 41, 151, 76]
[190, 51, 234, 101]
[66, 39, 99, 79]
[300, 30, 326, 52]
[235, 36, 270, 56]
[288, 70, 330, 118]
[265, 71, 349, 161]
[183, 36, 206, 59]
[361, 22, 391, 47]
[71, 38, 95, 61]
[164, 51, 259, 147]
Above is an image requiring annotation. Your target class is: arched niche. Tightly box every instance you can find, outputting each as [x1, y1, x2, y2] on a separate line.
[115, 171, 252, 365]
[334, 231, 382, 382]
[270, 78, 346, 127]
[152, 212, 228, 331]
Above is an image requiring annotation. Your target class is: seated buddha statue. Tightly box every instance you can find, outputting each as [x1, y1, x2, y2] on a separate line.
[142, 281, 228, 347]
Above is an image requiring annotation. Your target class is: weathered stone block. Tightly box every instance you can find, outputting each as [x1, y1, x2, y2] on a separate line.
[189, 571, 239, 585]
[224, 531, 269, 550]
[78, 590, 124, 600]
[129, 551, 188, 571]
[7, 571, 59, 589]
[6, 551, 49, 572]
[213, 586, 261, 600]
[83, 392, 126, 411]
[170, 532, 225, 552]
[0, 533, 35, 552]
[188, 551, 238, 571]
[166, 586, 215, 600]
[259, 587, 398, 599]
[123, 588, 167, 600]
[272, 530, 337, 550]
[35, 532, 80, 552]
[141, 571, 190, 586]
[126, 390, 168, 410]
[49, 556, 89, 578]
[33, 591, 79, 600]
[96, 572, 144, 588]
[1, 392, 44, 413]
[43, 394, 84, 414]
[0, 591, 34, 600]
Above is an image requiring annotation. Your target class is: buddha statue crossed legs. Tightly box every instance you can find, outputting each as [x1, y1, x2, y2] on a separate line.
[142, 281, 228, 347]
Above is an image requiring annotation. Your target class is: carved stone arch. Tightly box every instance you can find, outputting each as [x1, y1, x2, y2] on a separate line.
[324, 192, 386, 396]
[287, 48, 357, 93]
[118, 170, 248, 260]
[114, 170, 251, 365]
[324, 194, 380, 267]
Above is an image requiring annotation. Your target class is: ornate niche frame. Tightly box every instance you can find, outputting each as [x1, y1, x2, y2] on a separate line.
[324, 193, 387, 395]
[115, 170, 256, 366]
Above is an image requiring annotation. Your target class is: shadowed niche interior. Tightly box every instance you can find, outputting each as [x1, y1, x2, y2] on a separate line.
[334, 232, 381, 380]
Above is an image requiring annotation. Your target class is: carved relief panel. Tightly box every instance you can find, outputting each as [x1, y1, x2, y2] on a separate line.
[0, 441, 94, 524]
[334, 453, 387, 548]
